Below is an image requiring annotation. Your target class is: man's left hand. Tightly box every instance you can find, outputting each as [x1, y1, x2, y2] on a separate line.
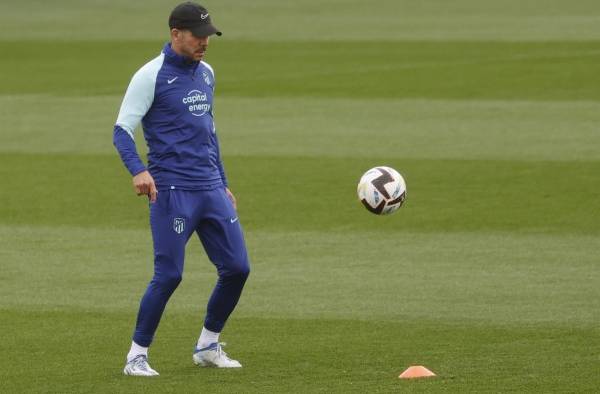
[225, 188, 237, 210]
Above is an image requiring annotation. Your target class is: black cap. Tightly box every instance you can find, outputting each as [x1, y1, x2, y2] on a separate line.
[169, 2, 222, 37]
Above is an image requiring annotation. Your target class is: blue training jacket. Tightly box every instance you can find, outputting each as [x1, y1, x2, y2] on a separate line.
[113, 43, 227, 190]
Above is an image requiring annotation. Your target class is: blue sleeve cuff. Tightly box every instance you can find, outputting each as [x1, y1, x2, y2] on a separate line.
[113, 125, 146, 176]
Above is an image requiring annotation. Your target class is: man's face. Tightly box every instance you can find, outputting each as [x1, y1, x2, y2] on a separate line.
[172, 29, 209, 61]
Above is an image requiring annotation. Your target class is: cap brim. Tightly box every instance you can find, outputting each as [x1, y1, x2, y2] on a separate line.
[190, 24, 222, 37]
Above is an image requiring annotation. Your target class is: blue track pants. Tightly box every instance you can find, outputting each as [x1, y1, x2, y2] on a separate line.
[132, 187, 250, 347]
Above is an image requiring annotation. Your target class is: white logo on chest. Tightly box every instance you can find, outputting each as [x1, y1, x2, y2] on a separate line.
[182, 89, 210, 116]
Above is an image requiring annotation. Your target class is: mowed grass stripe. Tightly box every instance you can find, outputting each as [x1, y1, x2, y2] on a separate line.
[1, 40, 599, 100]
[1, 225, 598, 326]
[2, 0, 600, 42]
[1, 310, 598, 393]
[3, 95, 600, 162]
[0, 153, 598, 234]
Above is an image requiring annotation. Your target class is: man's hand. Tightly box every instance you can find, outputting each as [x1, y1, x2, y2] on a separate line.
[225, 187, 237, 210]
[133, 170, 158, 203]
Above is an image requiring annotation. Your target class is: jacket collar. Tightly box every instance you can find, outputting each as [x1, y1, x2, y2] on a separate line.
[162, 42, 199, 69]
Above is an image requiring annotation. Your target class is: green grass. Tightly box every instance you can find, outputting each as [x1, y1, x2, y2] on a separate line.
[2, 40, 600, 100]
[2, 311, 598, 393]
[1, 0, 599, 392]
[1, 153, 600, 235]
[3, 96, 600, 161]
[1, 224, 598, 323]
[2, 0, 600, 41]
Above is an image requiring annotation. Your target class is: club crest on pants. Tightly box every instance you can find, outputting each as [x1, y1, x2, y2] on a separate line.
[173, 217, 185, 234]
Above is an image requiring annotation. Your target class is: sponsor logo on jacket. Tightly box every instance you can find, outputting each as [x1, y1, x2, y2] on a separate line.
[182, 90, 210, 116]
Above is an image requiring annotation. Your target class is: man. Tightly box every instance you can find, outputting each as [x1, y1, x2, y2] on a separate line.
[113, 2, 250, 376]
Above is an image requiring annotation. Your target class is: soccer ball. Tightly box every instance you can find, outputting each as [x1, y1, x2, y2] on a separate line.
[357, 166, 407, 215]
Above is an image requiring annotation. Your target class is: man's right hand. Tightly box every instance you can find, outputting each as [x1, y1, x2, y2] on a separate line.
[132, 170, 158, 203]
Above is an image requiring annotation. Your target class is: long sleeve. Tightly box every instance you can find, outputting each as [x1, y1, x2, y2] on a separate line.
[113, 54, 162, 176]
[113, 125, 146, 176]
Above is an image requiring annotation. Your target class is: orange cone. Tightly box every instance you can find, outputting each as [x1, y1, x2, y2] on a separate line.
[398, 365, 436, 379]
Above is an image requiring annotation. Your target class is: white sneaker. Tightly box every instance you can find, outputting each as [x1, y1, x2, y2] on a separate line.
[193, 342, 242, 368]
[123, 354, 159, 376]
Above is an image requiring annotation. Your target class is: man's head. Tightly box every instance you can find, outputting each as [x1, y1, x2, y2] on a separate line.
[169, 2, 222, 61]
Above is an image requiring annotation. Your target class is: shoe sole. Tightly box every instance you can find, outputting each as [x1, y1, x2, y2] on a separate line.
[123, 367, 159, 376]
[193, 356, 241, 368]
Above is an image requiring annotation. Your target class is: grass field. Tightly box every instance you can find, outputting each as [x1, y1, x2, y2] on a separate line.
[1, 1, 599, 392]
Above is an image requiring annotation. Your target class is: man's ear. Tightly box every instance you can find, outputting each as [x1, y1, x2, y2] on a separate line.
[170, 28, 180, 42]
